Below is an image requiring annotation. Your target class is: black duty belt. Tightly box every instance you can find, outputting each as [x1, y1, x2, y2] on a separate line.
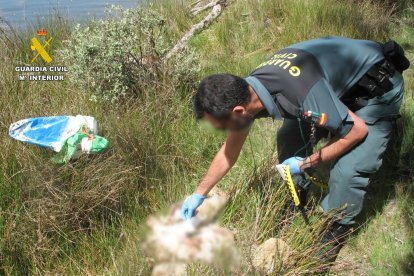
[357, 59, 395, 97]
[342, 39, 411, 112]
[341, 59, 395, 112]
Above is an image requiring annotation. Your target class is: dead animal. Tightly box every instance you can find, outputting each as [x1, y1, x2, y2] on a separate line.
[143, 188, 240, 275]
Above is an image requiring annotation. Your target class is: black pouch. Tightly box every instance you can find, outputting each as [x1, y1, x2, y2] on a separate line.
[382, 40, 410, 73]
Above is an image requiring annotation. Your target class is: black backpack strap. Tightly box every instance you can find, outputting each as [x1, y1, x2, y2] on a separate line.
[245, 76, 283, 120]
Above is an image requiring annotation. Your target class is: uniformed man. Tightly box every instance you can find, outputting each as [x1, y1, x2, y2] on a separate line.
[180, 36, 409, 264]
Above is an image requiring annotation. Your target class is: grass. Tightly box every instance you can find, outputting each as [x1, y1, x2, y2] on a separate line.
[0, 0, 413, 275]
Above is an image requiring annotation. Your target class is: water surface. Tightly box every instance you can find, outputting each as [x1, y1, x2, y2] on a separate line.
[0, 0, 139, 28]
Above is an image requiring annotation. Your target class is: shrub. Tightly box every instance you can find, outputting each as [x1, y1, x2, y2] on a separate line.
[60, 6, 200, 104]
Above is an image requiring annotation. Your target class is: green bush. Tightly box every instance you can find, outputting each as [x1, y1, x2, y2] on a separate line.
[60, 6, 200, 103]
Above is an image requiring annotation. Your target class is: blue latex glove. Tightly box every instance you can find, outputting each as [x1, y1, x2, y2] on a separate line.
[282, 157, 305, 175]
[180, 193, 206, 220]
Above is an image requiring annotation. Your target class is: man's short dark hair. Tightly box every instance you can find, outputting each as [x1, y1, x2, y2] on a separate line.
[193, 73, 250, 120]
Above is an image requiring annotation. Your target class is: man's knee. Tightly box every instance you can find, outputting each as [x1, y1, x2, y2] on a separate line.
[323, 162, 370, 224]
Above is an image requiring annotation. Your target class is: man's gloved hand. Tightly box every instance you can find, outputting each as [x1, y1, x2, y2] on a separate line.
[180, 193, 206, 220]
[282, 157, 305, 175]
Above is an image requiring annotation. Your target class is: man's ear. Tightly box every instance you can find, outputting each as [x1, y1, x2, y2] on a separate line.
[232, 105, 246, 114]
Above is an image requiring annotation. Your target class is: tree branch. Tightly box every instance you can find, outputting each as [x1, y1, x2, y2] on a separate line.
[164, 2, 225, 61]
[191, 0, 221, 15]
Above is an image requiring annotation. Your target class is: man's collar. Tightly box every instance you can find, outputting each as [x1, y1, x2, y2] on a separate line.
[244, 76, 282, 120]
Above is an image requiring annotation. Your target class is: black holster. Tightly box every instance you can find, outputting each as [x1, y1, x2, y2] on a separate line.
[382, 40, 410, 73]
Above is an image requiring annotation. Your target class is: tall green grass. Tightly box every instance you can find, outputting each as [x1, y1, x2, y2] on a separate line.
[0, 0, 412, 275]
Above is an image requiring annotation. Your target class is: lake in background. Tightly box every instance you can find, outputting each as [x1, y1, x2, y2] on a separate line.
[0, 0, 139, 28]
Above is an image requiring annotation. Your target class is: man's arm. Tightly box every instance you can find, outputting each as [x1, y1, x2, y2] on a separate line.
[196, 128, 250, 196]
[301, 110, 368, 169]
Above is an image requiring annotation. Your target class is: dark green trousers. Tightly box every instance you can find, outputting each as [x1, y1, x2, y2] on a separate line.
[277, 72, 404, 225]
